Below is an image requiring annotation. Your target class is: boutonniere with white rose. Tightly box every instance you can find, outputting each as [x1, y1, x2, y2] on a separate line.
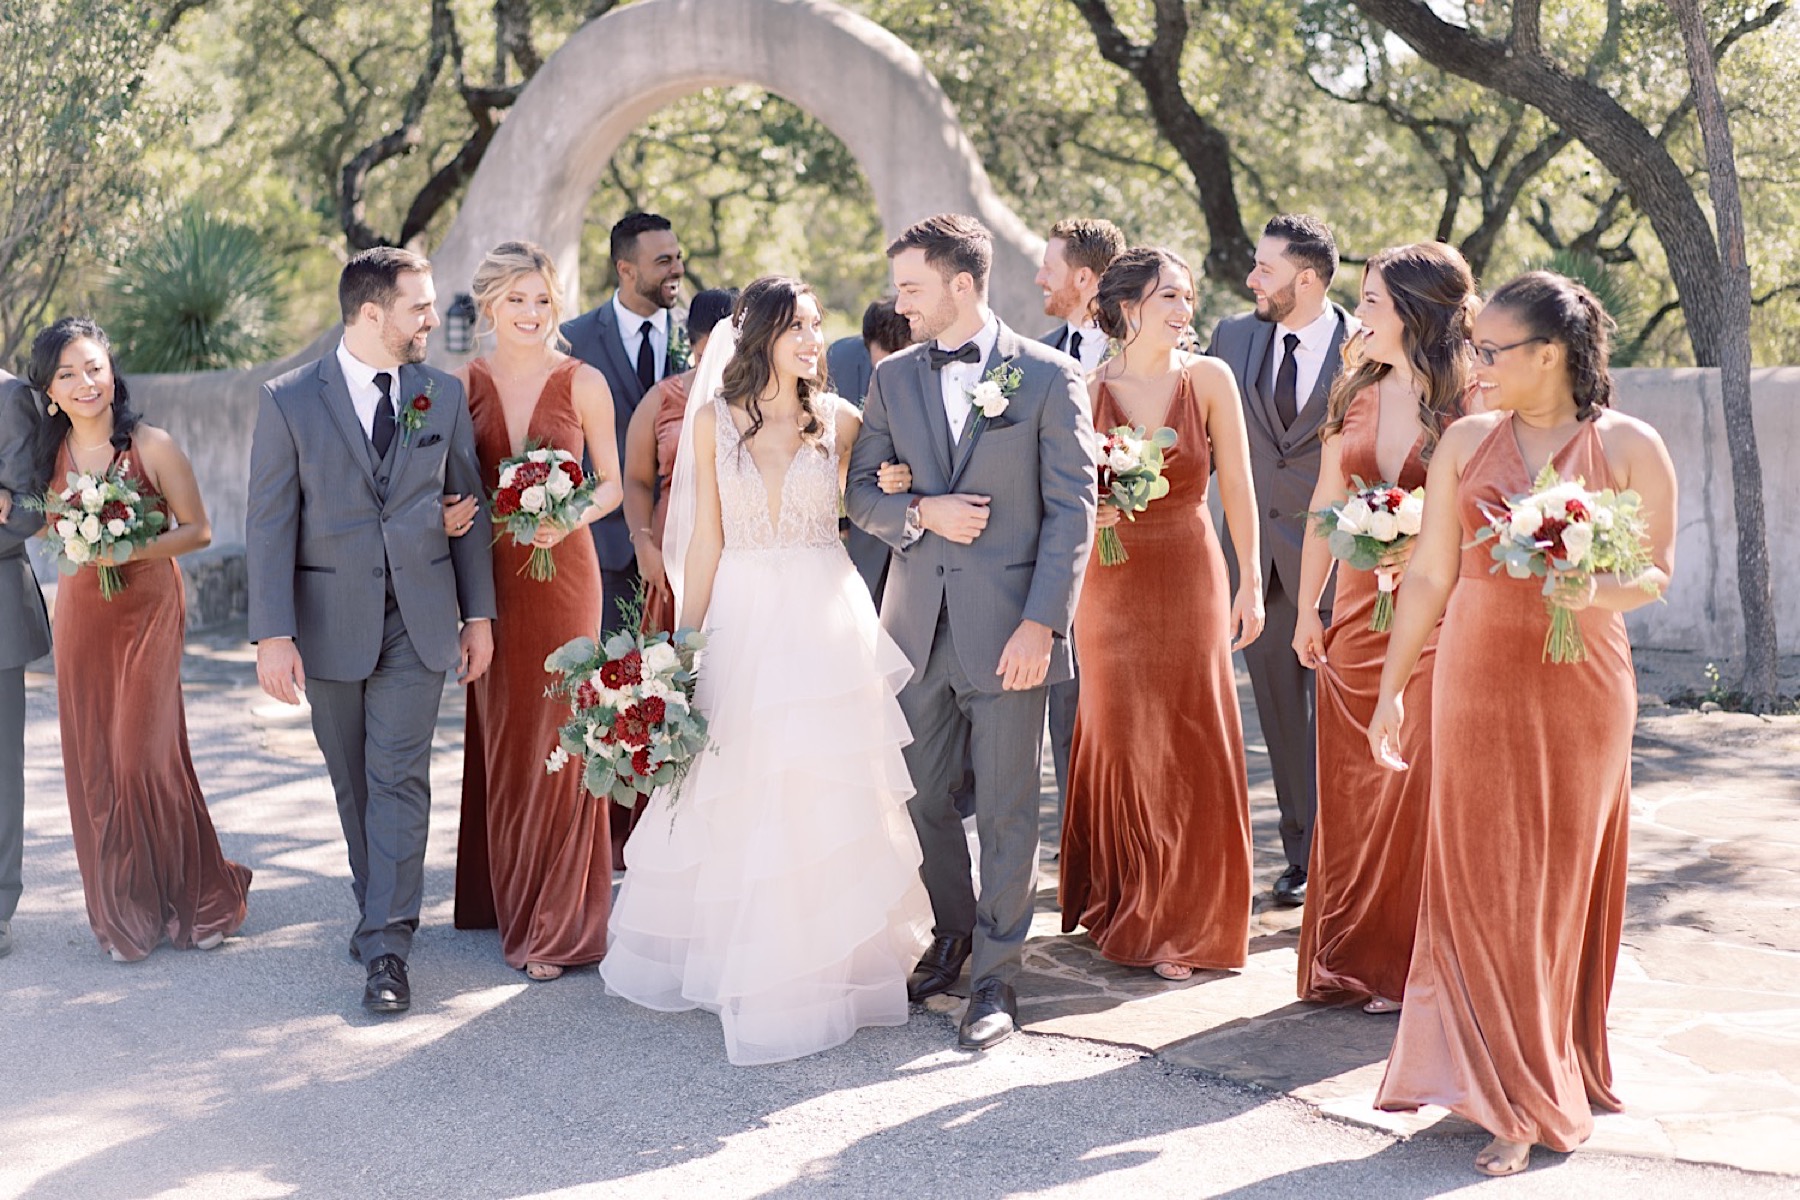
[966, 360, 1024, 427]
[667, 323, 692, 375]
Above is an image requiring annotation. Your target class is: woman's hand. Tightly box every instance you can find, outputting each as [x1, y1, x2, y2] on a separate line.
[877, 460, 912, 495]
[0, 489, 12, 524]
[532, 520, 572, 549]
[635, 532, 667, 592]
[1292, 607, 1327, 670]
[1366, 691, 1408, 771]
[442, 493, 479, 538]
[1228, 584, 1265, 651]
[1094, 500, 1123, 529]
[1548, 572, 1597, 612]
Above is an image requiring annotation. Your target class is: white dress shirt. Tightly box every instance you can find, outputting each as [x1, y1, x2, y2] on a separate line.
[612, 292, 669, 380]
[336, 341, 396, 440]
[1270, 306, 1340, 415]
[937, 314, 1002, 443]
[1062, 321, 1107, 374]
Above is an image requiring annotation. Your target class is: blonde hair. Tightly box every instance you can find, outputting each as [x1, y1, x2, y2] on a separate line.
[470, 240, 569, 350]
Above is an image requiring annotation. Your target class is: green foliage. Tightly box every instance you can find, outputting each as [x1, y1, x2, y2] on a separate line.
[106, 206, 288, 372]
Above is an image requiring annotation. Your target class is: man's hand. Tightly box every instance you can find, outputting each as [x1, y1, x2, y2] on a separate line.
[996, 619, 1053, 691]
[458, 619, 494, 684]
[917, 494, 991, 545]
[257, 637, 307, 705]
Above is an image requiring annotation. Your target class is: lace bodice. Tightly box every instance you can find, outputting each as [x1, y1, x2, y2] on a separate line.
[713, 393, 844, 552]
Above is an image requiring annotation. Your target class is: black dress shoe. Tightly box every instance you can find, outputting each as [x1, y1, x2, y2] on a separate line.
[958, 977, 1018, 1051]
[363, 954, 411, 1014]
[1272, 865, 1307, 908]
[907, 935, 971, 1003]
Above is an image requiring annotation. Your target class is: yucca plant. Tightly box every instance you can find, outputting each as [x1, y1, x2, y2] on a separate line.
[1533, 249, 1644, 367]
[109, 206, 286, 373]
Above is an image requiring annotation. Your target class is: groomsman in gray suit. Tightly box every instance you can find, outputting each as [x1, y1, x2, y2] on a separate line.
[1034, 218, 1124, 820]
[1205, 214, 1354, 909]
[829, 297, 915, 602]
[248, 247, 496, 1013]
[0, 371, 51, 959]
[848, 214, 1097, 1051]
[560, 211, 685, 633]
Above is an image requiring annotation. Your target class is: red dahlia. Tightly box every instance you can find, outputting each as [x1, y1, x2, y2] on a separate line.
[574, 681, 600, 710]
[630, 747, 654, 776]
[638, 695, 666, 723]
[612, 706, 650, 746]
[99, 500, 130, 523]
[559, 460, 584, 486]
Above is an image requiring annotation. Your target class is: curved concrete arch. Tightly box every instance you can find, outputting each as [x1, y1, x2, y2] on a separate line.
[430, 0, 1045, 343]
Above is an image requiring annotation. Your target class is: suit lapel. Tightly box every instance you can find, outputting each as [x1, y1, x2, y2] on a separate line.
[390, 363, 425, 484]
[915, 350, 954, 483]
[596, 302, 644, 405]
[947, 323, 1020, 491]
[1242, 320, 1283, 442]
[316, 355, 381, 502]
[1281, 308, 1348, 449]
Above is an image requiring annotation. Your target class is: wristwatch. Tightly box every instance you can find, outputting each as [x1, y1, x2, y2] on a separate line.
[904, 498, 924, 538]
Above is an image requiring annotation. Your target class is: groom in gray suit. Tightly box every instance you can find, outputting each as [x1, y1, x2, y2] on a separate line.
[848, 214, 1097, 1051]
[248, 247, 496, 1013]
[1206, 214, 1354, 909]
[0, 371, 51, 959]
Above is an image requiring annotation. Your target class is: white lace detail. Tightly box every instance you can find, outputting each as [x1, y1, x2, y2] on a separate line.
[712, 393, 843, 552]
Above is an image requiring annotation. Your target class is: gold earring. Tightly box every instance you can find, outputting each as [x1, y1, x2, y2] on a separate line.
[46, 400, 58, 415]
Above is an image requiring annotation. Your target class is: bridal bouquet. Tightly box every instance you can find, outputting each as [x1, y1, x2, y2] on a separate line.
[25, 458, 167, 601]
[490, 442, 595, 582]
[1471, 463, 1656, 664]
[1096, 424, 1178, 566]
[1311, 478, 1425, 632]
[544, 622, 709, 807]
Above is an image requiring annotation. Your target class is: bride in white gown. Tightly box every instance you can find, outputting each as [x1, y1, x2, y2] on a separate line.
[600, 276, 932, 1065]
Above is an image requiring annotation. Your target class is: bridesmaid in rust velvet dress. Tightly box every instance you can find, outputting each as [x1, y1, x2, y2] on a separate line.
[1290, 243, 1477, 1012]
[1059, 248, 1264, 979]
[450, 243, 623, 980]
[1366, 272, 1677, 1177]
[30, 318, 249, 961]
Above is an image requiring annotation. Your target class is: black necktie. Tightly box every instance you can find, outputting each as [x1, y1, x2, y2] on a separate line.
[372, 371, 396, 458]
[1068, 330, 1084, 364]
[636, 320, 656, 392]
[928, 342, 982, 371]
[1273, 332, 1300, 428]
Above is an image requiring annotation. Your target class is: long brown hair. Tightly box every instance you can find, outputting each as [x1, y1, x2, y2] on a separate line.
[720, 276, 825, 451]
[1322, 241, 1477, 461]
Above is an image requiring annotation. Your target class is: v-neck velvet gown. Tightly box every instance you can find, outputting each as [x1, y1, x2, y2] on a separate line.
[453, 357, 611, 969]
[1376, 413, 1633, 1150]
[1297, 387, 1435, 1004]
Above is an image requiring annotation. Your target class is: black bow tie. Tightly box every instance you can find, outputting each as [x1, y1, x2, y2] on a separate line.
[928, 343, 982, 371]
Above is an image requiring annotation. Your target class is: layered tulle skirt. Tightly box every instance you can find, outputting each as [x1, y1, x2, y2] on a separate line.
[600, 545, 932, 1065]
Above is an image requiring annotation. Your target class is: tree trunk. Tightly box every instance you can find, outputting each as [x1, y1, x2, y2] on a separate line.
[1669, 0, 1778, 706]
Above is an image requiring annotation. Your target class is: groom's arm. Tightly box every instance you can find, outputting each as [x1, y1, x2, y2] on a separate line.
[442, 376, 497, 623]
[246, 383, 301, 644]
[1022, 361, 1098, 636]
[844, 366, 914, 550]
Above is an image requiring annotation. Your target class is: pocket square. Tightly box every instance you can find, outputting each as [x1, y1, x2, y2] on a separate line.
[417, 433, 444, 447]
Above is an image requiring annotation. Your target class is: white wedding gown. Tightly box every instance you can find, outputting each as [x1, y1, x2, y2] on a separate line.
[601, 393, 931, 1065]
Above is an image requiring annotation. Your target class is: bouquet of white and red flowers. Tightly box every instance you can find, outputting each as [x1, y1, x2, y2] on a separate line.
[544, 622, 709, 807]
[1472, 462, 1657, 663]
[25, 458, 167, 601]
[490, 442, 596, 582]
[1311, 477, 1425, 632]
[1096, 423, 1178, 566]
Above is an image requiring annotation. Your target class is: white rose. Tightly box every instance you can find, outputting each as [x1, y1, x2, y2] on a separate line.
[1591, 506, 1615, 532]
[56, 518, 77, 541]
[73, 474, 97, 493]
[527, 448, 552, 464]
[1106, 444, 1139, 474]
[519, 484, 547, 513]
[583, 724, 609, 754]
[1365, 509, 1400, 542]
[969, 380, 1009, 417]
[1508, 505, 1544, 541]
[80, 487, 103, 512]
[79, 514, 102, 542]
[545, 470, 574, 500]
[597, 684, 633, 710]
[1395, 493, 1424, 537]
[106, 518, 127, 538]
[641, 642, 680, 676]
[65, 538, 92, 564]
[499, 464, 518, 489]
[1336, 496, 1372, 535]
[1559, 521, 1594, 565]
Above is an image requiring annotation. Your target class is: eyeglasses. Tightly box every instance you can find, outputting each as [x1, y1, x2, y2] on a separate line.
[1468, 337, 1548, 366]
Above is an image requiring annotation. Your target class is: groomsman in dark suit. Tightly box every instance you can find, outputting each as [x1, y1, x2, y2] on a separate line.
[0, 371, 51, 959]
[1205, 214, 1354, 908]
[560, 212, 685, 633]
[829, 298, 916, 602]
[1035, 218, 1124, 818]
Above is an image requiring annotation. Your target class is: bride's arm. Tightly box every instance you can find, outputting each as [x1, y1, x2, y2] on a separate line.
[677, 404, 724, 630]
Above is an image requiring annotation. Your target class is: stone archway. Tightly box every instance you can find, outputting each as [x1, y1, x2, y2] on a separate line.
[430, 0, 1045, 342]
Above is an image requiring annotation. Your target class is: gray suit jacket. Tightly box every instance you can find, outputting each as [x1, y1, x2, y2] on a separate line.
[0, 373, 50, 670]
[826, 335, 873, 405]
[562, 299, 677, 573]
[1206, 305, 1355, 596]
[846, 322, 1097, 693]
[246, 353, 496, 681]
